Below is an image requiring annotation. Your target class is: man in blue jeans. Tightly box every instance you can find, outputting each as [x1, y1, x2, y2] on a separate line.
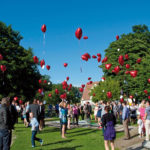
[0, 97, 12, 150]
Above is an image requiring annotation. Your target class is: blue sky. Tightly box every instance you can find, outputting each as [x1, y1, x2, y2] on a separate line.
[1, 0, 150, 86]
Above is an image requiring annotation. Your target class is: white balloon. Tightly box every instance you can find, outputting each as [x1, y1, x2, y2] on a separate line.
[48, 82, 50, 85]
[102, 90, 105, 92]
[117, 48, 120, 52]
[102, 79, 105, 82]
[120, 95, 123, 98]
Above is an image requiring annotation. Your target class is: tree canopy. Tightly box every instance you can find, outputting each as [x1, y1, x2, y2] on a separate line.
[0, 21, 41, 101]
[99, 24, 150, 101]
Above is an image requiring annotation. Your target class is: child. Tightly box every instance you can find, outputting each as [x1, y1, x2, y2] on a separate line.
[137, 115, 143, 138]
[22, 105, 28, 127]
[30, 112, 43, 147]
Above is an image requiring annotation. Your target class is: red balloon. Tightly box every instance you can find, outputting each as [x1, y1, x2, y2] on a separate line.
[83, 36, 88, 39]
[33, 56, 38, 64]
[81, 84, 85, 88]
[126, 64, 130, 69]
[107, 92, 112, 98]
[136, 58, 142, 63]
[89, 81, 93, 84]
[84, 53, 91, 59]
[79, 88, 84, 93]
[75, 28, 82, 40]
[148, 96, 150, 100]
[63, 85, 67, 90]
[62, 80, 67, 86]
[48, 93, 52, 97]
[118, 55, 124, 66]
[125, 54, 129, 60]
[0, 54, 3, 61]
[102, 57, 108, 63]
[92, 55, 97, 59]
[97, 57, 101, 62]
[125, 71, 130, 74]
[64, 63, 68, 67]
[19, 100, 23, 104]
[130, 70, 138, 78]
[55, 89, 59, 94]
[38, 89, 42, 94]
[41, 24, 46, 33]
[120, 98, 124, 103]
[144, 90, 148, 94]
[66, 76, 69, 81]
[148, 79, 150, 83]
[81, 55, 88, 61]
[105, 64, 112, 70]
[129, 95, 133, 99]
[68, 87, 71, 91]
[44, 80, 47, 84]
[116, 35, 119, 40]
[69, 84, 72, 88]
[114, 66, 120, 74]
[0, 65, 6, 72]
[14, 97, 18, 101]
[88, 77, 91, 80]
[39, 79, 42, 84]
[40, 60, 45, 68]
[46, 65, 50, 70]
[101, 77, 105, 81]
[97, 53, 101, 57]
[93, 93, 96, 97]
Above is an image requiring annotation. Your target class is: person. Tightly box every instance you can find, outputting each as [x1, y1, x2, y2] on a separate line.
[48, 104, 53, 117]
[122, 101, 130, 140]
[112, 102, 118, 119]
[94, 103, 98, 121]
[55, 103, 59, 117]
[118, 102, 123, 124]
[137, 115, 144, 138]
[72, 104, 79, 126]
[139, 102, 145, 135]
[102, 106, 116, 150]
[67, 104, 73, 129]
[60, 102, 68, 138]
[88, 102, 93, 120]
[29, 99, 40, 121]
[85, 102, 91, 122]
[144, 101, 150, 141]
[0, 97, 12, 150]
[26, 101, 30, 126]
[97, 102, 102, 129]
[22, 105, 28, 127]
[30, 112, 43, 148]
[80, 104, 85, 120]
[130, 103, 137, 124]
[39, 101, 45, 130]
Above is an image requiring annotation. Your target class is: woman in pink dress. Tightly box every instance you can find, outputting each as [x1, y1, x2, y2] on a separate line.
[139, 103, 146, 135]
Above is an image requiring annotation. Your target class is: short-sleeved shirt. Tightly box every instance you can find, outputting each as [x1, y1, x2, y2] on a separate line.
[145, 106, 150, 120]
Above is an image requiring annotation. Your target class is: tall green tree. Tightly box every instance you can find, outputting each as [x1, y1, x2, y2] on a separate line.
[100, 25, 150, 101]
[90, 78, 121, 102]
[0, 21, 41, 101]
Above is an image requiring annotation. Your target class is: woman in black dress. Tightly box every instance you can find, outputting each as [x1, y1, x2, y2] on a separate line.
[102, 106, 116, 150]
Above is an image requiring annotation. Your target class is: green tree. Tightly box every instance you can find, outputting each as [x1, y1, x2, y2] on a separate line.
[90, 78, 121, 102]
[0, 21, 41, 101]
[100, 24, 150, 101]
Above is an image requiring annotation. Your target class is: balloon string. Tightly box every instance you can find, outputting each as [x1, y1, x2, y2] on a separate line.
[43, 33, 46, 55]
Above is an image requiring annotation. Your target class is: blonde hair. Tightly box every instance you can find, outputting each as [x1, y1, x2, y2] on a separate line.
[1, 97, 10, 105]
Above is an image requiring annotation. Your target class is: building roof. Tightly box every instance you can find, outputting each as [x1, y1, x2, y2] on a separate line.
[81, 81, 99, 101]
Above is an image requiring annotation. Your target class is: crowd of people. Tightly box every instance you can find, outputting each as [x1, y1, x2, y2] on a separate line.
[0, 97, 150, 150]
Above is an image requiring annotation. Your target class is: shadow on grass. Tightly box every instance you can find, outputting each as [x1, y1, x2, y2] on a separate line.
[68, 128, 92, 134]
[39, 128, 60, 134]
[42, 139, 75, 147]
[50, 145, 82, 150]
[69, 129, 97, 137]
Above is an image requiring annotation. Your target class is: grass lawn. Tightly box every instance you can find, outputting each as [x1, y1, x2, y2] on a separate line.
[11, 120, 123, 150]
